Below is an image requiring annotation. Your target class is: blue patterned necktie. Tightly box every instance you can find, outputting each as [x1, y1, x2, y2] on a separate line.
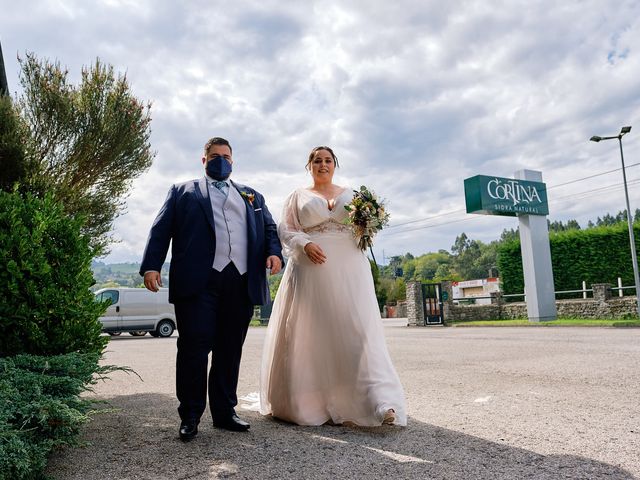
[213, 180, 228, 196]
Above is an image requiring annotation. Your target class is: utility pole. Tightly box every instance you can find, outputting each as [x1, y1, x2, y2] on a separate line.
[0, 40, 8, 96]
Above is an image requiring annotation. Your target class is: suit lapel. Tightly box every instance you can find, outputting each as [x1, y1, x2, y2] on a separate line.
[195, 177, 215, 230]
[232, 181, 257, 245]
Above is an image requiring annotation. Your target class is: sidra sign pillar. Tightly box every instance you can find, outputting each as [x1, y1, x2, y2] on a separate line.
[513, 169, 556, 321]
[464, 170, 557, 322]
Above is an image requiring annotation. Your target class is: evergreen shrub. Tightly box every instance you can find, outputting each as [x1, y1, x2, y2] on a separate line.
[0, 190, 107, 356]
[497, 223, 640, 296]
[0, 353, 108, 480]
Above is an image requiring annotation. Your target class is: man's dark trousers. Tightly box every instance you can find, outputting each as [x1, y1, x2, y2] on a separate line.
[174, 263, 254, 423]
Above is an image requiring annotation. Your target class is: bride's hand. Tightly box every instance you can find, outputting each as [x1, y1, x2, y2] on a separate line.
[304, 242, 327, 264]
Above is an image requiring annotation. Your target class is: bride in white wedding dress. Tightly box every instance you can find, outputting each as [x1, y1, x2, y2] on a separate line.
[260, 146, 406, 427]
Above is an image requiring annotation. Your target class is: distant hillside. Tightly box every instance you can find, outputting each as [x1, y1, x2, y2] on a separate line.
[91, 261, 169, 290]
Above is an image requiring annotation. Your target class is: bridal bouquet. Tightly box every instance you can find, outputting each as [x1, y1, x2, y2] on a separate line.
[344, 185, 390, 251]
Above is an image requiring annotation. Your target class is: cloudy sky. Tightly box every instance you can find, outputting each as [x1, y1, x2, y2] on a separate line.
[2, 0, 640, 264]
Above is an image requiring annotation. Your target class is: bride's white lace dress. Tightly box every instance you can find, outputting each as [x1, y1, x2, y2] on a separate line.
[260, 187, 407, 426]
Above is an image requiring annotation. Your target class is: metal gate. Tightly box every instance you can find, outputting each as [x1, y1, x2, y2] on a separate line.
[422, 283, 444, 325]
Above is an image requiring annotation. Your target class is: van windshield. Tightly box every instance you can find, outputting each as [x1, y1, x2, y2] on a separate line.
[96, 290, 119, 305]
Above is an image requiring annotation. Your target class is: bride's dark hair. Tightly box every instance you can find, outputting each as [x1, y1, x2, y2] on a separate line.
[306, 146, 340, 171]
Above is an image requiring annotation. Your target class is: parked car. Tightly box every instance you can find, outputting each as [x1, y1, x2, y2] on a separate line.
[94, 287, 176, 337]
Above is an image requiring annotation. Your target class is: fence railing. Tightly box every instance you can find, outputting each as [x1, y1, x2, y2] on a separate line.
[612, 286, 636, 296]
[453, 278, 637, 304]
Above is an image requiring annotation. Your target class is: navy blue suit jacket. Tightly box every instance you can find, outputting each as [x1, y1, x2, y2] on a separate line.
[140, 177, 283, 305]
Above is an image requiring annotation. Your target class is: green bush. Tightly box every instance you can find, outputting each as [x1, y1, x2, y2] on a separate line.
[497, 238, 524, 298]
[0, 353, 108, 480]
[0, 190, 107, 356]
[497, 223, 640, 296]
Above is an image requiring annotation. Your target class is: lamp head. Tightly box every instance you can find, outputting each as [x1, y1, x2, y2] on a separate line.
[621, 126, 632, 135]
[590, 135, 602, 142]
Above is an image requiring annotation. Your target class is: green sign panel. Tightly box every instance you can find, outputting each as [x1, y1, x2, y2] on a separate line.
[464, 175, 549, 216]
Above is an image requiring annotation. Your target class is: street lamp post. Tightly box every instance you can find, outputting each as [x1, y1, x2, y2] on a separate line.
[590, 126, 640, 316]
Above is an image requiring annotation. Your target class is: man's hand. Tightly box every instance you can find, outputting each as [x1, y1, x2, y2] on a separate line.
[303, 242, 327, 264]
[143, 271, 162, 292]
[266, 255, 282, 275]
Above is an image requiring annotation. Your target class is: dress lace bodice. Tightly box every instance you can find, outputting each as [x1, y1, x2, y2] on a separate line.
[278, 187, 353, 258]
[302, 219, 351, 234]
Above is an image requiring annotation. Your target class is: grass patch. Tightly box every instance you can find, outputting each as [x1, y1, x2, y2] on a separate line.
[450, 318, 640, 327]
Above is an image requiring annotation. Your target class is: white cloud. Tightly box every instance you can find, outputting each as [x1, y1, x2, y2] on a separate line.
[1, 0, 640, 263]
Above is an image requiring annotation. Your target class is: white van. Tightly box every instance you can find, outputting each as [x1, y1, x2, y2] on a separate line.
[94, 287, 176, 337]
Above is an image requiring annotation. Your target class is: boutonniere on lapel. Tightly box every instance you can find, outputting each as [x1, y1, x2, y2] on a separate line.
[240, 191, 255, 206]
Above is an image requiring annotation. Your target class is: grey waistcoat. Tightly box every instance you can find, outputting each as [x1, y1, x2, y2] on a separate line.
[208, 181, 249, 274]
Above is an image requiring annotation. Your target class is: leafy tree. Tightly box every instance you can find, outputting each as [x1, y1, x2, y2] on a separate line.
[475, 241, 500, 277]
[451, 232, 471, 256]
[549, 220, 563, 232]
[400, 256, 416, 280]
[586, 210, 636, 228]
[566, 219, 581, 230]
[433, 263, 457, 282]
[391, 277, 406, 301]
[412, 251, 452, 281]
[598, 213, 619, 226]
[376, 277, 406, 304]
[13, 53, 154, 254]
[548, 219, 581, 232]
[449, 233, 500, 280]
[500, 228, 519, 242]
[450, 233, 482, 279]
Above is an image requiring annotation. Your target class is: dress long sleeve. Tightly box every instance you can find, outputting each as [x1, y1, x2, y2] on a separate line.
[277, 190, 311, 261]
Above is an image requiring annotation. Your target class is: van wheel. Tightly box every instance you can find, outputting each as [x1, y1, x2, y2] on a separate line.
[129, 331, 147, 336]
[149, 331, 160, 337]
[156, 320, 175, 338]
[108, 332, 121, 336]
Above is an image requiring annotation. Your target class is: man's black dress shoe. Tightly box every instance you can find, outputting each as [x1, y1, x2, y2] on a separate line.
[212, 414, 250, 432]
[179, 420, 198, 441]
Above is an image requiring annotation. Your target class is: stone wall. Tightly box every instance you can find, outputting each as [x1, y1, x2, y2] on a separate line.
[381, 301, 407, 318]
[396, 301, 407, 318]
[446, 304, 504, 322]
[406, 282, 638, 325]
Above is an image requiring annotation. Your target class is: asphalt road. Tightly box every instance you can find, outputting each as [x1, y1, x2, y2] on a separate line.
[46, 322, 640, 479]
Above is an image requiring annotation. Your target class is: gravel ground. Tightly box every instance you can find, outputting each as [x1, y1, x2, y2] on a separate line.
[46, 322, 640, 479]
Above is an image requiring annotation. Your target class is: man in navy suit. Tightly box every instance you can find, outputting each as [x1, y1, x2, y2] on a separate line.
[140, 137, 282, 441]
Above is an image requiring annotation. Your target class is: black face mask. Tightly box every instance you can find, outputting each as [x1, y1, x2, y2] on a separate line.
[206, 155, 232, 180]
